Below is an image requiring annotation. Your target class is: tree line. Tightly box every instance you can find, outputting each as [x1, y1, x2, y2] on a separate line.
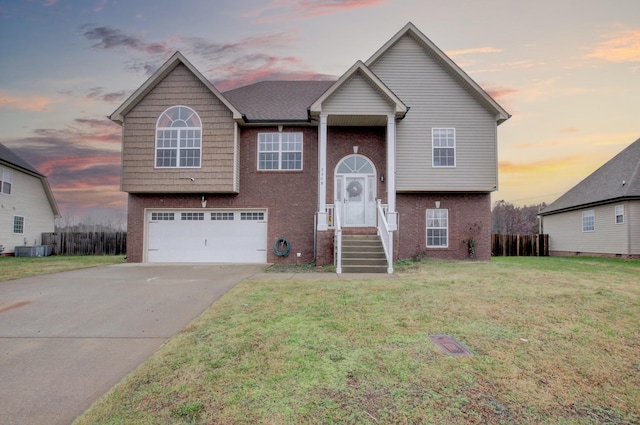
[491, 200, 547, 235]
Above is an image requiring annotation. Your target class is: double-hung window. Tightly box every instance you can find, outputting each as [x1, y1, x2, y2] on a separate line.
[156, 106, 202, 168]
[426, 209, 449, 247]
[432, 128, 455, 167]
[582, 210, 595, 232]
[13, 216, 24, 234]
[0, 166, 12, 194]
[258, 133, 303, 170]
[615, 205, 624, 224]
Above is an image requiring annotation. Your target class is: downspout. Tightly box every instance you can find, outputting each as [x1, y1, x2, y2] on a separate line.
[312, 212, 317, 263]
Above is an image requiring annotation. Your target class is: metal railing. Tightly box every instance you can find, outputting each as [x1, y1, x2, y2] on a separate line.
[325, 203, 387, 229]
[376, 200, 393, 273]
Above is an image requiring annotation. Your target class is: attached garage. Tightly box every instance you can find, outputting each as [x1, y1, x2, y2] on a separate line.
[146, 209, 268, 263]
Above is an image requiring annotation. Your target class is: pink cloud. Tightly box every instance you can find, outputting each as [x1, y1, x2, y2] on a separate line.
[587, 29, 640, 63]
[248, 0, 387, 23]
[0, 92, 52, 111]
[446, 47, 502, 57]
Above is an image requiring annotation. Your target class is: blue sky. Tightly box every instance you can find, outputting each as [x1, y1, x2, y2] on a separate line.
[1, 0, 639, 223]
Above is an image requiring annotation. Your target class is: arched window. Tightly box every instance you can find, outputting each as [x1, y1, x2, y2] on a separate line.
[155, 106, 202, 168]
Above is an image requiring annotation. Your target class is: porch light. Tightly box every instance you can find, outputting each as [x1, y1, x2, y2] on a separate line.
[353, 146, 359, 154]
[201, 196, 207, 208]
[380, 173, 385, 182]
[435, 201, 441, 208]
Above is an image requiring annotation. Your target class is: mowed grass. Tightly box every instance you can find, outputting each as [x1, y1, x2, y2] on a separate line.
[75, 257, 639, 424]
[0, 255, 126, 282]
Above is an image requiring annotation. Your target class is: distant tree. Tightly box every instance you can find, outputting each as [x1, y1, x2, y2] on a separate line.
[491, 200, 546, 234]
[55, 212, 126, 233]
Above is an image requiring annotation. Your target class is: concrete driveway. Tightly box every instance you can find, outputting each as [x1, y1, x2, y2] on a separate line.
[0, 263, 265, 425]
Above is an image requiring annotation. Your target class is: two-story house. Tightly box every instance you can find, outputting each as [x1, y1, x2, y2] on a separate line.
[0, 142, 59, 255]
[110, 22, 510, 272]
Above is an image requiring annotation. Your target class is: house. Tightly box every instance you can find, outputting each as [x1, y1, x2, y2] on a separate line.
[0, 142, 59, 255]
[109, 22, 510, 272]
[539, 138, 640, 259]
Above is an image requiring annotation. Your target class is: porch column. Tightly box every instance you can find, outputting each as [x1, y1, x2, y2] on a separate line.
[317, 114, 328, 230]
[386, 114, 398, 230]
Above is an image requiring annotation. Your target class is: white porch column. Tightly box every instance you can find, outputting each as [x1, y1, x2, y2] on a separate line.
[386, 114, 398, 231]
[317, 114, 328, 230]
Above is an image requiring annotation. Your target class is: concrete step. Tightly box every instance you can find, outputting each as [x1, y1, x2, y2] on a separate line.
[340, 234, 388, 273]
[342, 264, 389, 273]
[342, 251, 386, 260]
[342, 257, 388, 266]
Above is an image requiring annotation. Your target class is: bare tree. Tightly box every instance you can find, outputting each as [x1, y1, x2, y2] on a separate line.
[491, 200, 546, 234]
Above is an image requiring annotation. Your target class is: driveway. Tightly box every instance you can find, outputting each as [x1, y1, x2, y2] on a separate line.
[0, 263, 265, 425]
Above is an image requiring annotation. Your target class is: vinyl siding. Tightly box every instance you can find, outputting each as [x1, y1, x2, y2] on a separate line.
[121, 63, 237, 193]
[369, 34, 497, 191]
[544, 203, 633, 255]
[0, 169, 55, 253]
[630, 201, 640, 254]
[323, 72, 394, 116]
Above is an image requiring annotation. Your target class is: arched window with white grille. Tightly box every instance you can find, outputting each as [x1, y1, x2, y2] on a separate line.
[155, 106, 202, 168]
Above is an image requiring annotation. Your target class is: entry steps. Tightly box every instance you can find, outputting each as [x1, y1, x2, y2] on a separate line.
[341, 234, 388, 273]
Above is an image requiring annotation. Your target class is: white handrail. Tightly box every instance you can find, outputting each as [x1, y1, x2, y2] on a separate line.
[377, 199, 393, 273]
[334, 200, 342, 274]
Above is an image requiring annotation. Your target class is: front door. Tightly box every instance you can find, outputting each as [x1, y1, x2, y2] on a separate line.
[335, 155, 376, 227]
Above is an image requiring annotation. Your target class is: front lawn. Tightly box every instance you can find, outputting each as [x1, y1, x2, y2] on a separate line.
[75, 257, 639, 424]
[0, 255, 126, 282]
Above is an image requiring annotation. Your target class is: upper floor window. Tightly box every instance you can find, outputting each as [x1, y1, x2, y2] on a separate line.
[1, 166, 12, 194]
[432, 128, 456, 167]
[615, 205, 624, 224]
[258, 133, 303, 170]
[156, 106, 202, 168]
[582, 210, 595, 232]
[426, 209, 448, 247]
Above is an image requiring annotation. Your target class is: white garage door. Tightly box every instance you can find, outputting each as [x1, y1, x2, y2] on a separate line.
[146, 210, 267, 263]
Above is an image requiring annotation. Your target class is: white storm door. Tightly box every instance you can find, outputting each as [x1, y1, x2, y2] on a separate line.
[344, 176, 367, 226]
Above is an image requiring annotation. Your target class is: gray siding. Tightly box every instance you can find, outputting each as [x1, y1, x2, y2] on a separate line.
[323, 72, 394, 116]
[121, 63, 237, 193]
[544, 203, 633, 255]
[369, 34, 497, 192]
[630, 201, 640, 254]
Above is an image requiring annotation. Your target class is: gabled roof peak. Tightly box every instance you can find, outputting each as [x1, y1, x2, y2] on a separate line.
[366, 22, 510, 124]
[109, 51, 242, 124]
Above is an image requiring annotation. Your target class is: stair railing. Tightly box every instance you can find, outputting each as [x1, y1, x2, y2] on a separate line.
[376, 199, 393, 273]
[334, 200, 342, 274]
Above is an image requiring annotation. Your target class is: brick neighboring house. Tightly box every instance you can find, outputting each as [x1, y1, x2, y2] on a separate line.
[110, 22, 510, 272]
[539, 137, 640, 258]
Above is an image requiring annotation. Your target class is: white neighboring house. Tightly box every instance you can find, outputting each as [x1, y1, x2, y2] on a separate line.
[0, 143, 59, 255]
[539, 137, 640, 258]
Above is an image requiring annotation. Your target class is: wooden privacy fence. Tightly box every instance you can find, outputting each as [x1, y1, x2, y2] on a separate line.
[492, 234, 549, 257]
[42, 232, 127, 256]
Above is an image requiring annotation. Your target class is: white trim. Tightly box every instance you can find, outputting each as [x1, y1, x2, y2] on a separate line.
[155, 105, 203, 169]
[256, 132, 303, 171]
[317, 114, 328, 230]
[582, 210, 595, 232]
[615, 205, 624, 224]
[13, 215, 25, 235]
[426, 209, 449, 248]
[386, 114, 397, 230]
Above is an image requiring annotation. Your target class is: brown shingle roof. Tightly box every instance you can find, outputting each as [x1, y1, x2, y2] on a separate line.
[223, 80, 335, 122]
[540, 137, 640, 215]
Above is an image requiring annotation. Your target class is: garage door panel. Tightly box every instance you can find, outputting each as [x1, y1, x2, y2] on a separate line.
[147, 210, 267, 263]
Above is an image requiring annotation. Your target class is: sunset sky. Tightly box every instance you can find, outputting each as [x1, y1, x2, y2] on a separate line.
[1, 0, 639, 224]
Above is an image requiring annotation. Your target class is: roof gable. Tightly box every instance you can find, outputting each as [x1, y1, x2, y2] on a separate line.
[309, 61, 407, 119]
[540, 137, 640, 215]
[109, 52, 242, 124]
[0, 142, 60, 217]
[366, 22, 510, 124]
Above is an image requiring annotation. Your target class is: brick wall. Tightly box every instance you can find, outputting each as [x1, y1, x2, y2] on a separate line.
[396, 193, 492, 261]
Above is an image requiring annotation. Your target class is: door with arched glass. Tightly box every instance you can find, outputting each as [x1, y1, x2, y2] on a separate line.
[335, 155, 377, 227]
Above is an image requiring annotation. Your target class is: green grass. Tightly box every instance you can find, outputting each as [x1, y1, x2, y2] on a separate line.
[74, 257, 640, 424]
[0, 255, 126, 282]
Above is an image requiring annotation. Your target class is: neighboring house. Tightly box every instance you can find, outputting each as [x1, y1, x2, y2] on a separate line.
[109, 22, 510, 271]
[539, 138, 640, 259]
[0, 142, 59, 255]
